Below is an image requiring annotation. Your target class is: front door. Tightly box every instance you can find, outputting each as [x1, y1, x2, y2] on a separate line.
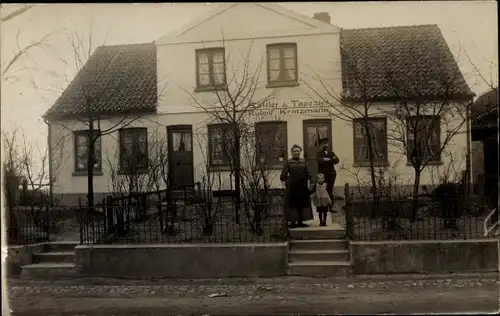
[167, 125, 194, 190]
[303, 119, 332, 183]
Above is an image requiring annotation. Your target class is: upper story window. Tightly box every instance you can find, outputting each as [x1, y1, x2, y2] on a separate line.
[196, 48, 226, 90]
[266, 43, 298, 87]
[353, 118, 388, 167]
[119, 128, 148, 173]
[74, 130, 102, 173]
[406, 115, 441, 164]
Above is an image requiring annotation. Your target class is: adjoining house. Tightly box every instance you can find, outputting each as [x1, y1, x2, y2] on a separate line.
[43, 3, 474, 205]
[471, 87, 498, 206]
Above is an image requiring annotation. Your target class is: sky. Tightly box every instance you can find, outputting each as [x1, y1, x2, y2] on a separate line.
[1, 1, 498, 155]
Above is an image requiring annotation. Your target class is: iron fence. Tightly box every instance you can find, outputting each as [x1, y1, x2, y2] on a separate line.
[7, 205, 90, 245]
[344, 196, 498, 241]
[80, 196, 288, 244]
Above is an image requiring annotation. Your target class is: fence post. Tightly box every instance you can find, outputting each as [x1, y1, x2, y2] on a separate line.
[78, 197, 83, 244]
[105, 195, 114, 235]
[45, 204, 51, 242]
[344, 183, 354, 240]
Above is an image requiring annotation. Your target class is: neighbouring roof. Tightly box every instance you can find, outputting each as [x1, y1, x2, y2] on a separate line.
[45, 24, 474, 120]
[340, 24, 474, 101]
[471, 87, 498, 127]
[43, 43, 157, 120]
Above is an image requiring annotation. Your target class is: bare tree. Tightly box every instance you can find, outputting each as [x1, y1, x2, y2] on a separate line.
[46, 20, 164, 209]
[238, 123, 281, 234]
[180, 39, 279, 223]
[380, 47, 473, 220]
[1, 4, 33, 22]
[191, 133, 224, 235]
[1, 4, 61, 83]
[302, 42, 390, 200]
[2, 127, 67, 243]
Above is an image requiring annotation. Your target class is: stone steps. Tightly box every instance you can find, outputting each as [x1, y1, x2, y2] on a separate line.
[289, 249, 349, 262]
[290, 239, 347, 251]
[287, 226, 351, 276]
[289, 227, 346, 240]
[21, 263, 79, 279]
[33, 251, 75, 263]
[21, 242, 78, 280]
[45, 241, 79, 252]
[288, 260, 352, 276]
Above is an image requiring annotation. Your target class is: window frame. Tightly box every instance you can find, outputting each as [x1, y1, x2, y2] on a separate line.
[73, 130, 102, 173]
[119, 127, 149, 173]
[207, 123, 234, 168]
[195, 47, 227, 91]
[352, 117, 389, 167]
[255, 121, 288, 168]
[266, 43, 299, 87]
[406, 115, 442, 164]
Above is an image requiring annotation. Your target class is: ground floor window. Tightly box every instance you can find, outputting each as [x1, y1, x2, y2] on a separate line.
[406, 115, 441, 164]
[208, 123, 233, 167]
[255, 121, 287, 166]
[119, 128, 148, 172]
[353, 118, 388, 166]
[74, 130, 102, 172]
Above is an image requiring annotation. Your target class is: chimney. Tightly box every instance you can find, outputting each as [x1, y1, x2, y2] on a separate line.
[313, 12, 331, 24]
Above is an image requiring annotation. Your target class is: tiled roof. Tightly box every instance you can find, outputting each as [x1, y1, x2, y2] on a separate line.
[45, 25, 473, 119]
[340, 24, 474, 101]
[43, 43, 157, 120]
[471, 87, 498, 123]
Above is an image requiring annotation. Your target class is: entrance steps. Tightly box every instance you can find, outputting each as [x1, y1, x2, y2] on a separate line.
[21, 241, 79, 280]
[288, 225, 352, 276]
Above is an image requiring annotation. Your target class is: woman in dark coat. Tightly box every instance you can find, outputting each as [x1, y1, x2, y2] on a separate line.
[280, 144, 314, 228]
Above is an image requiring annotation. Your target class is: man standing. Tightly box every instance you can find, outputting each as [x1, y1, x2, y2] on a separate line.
[316, 137, 339, 206]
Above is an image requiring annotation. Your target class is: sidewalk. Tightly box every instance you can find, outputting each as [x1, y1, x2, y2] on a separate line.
[6, 274, 500, 315]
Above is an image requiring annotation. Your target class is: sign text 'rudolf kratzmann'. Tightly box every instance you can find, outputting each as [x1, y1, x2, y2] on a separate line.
[248, 100, 330, 116]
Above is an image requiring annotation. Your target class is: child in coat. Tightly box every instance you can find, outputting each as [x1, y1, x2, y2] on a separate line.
[309, 173, 332, 226]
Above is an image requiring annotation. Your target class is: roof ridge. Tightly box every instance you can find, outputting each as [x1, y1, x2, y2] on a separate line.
[98, 42, 155, 50]
[342, 24, 438, 32]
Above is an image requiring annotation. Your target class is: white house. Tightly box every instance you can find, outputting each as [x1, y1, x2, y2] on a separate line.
[43, 3, 474, 205]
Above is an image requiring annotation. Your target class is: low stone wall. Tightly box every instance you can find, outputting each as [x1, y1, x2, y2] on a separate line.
[75, 243, 288, 279]
[350, 239, 499, 274]
[3, 243, 46, 276]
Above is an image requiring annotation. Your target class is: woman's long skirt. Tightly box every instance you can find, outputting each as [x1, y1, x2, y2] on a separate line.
[284, 182, 313, 222]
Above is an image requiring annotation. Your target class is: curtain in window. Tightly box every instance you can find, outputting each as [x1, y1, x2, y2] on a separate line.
[257, 124, 286, 163]
[307, 126, 317, 147]
[354, 121, 386, 162]
[354, 122, 368, 161]
[407, 117, 439, 160]
[317, 126, 328, 143]
[371, 120, 385, 159]
[173, 132, 192, 152]
[212, 51, 225, 85]
[268, 48, 281, 81]
[283, 47, 296, 81]
[76, 135, 87, 169]
[211, 132, 224, 164]
[198, 52, 210, 85]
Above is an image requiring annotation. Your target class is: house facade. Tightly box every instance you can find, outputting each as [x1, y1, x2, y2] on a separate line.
[44, 3, 474, 204]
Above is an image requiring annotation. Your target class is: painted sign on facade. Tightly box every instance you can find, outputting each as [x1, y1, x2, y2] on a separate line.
[248, 100, 330, 117]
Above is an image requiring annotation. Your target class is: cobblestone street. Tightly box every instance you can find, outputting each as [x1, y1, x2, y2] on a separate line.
[6, 274, 500, 315]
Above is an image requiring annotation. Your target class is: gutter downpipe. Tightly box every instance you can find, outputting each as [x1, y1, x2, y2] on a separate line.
[44, 117, 54, 207]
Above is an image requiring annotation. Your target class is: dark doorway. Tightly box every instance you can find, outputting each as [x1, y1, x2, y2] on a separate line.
[167, 125, 194, 190]
[302, 119, 332, 183]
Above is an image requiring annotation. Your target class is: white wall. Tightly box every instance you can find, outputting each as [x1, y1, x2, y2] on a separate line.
[49, 113, 169, 197]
